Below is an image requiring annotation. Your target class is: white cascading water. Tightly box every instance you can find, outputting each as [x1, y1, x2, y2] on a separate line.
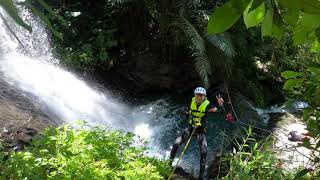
[0, 5, 179, 160]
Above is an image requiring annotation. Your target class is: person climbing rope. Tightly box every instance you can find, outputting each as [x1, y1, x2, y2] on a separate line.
[169, 87, 224, 180]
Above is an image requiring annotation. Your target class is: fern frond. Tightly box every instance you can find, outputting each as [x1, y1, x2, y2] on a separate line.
[205, 33, 235, 78]
[177, 16, 212, 88]
[206, 33, 235, 58]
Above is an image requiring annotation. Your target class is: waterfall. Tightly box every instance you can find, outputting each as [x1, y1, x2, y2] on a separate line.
[0, 4, 180, 159]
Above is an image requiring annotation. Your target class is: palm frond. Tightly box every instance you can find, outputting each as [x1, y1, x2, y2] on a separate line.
[0, 0, 32, 32]
[176, 16, 212, 88]
[24, 1, 63, 40]
[33, 0, 67, 25]
[206, 33, 236, 58]
[205, 33, 235, 78]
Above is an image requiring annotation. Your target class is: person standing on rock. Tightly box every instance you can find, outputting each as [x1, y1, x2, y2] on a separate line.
[169, 87, 224, 180]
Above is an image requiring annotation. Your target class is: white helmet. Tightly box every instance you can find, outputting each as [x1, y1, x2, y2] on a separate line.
[194, 87, 206, 95]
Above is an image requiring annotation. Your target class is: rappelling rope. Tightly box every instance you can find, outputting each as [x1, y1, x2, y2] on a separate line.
[224, 79, 286, 136]
[223, 79, 314, 162]
[167, 127, 196, 180]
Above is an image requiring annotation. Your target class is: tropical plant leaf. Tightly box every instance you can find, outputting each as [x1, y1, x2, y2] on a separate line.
[279, 0, 320, 14]
[0, 0, 32, 32]
[206, 34, 236, 58]
[248, 0, 264, 13]
[293, 168, 313, 179]
[283, 79, 304, 90]
[25, 1, 63, 40]
[243, 0, 265, 28]
[208, 0, 251, 34]
[33, 0, 67, 24]
[282, 7, 300, 26]
[261, 8, 273, 38]
[281, 71, 304, 79]
[177, 16, 211, 88]
[205, 34, 235, 77]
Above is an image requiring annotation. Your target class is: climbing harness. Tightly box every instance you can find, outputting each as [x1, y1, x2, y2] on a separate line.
[167, 127, 196, 180]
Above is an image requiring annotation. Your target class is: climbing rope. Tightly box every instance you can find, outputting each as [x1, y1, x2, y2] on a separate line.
[167, 127, 196, 180]
[223, 80, 315, 163]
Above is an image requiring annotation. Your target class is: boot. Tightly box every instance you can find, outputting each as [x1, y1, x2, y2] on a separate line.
[198, 163, 206, 180]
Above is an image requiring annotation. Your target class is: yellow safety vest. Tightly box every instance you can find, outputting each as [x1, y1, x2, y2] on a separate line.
[189, 97, 210, 127]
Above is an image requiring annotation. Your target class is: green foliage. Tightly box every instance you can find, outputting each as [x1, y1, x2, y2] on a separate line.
[151, 0, 236, 87]
[208, 0, 320, 54]
[261, 8, 273, 38]
[0, 0, 65, 39]
[208, 0, 251, 34]
[0, 0, 32, 32]
[0, 124, 170, 179]
[243, 0, 265, 28]
[24, 1, 63, 39]
[221, 127, 293, 180]
[53, 1, 118, 71]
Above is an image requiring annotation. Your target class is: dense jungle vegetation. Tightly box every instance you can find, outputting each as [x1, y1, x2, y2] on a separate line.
[0, 0, 319, 179]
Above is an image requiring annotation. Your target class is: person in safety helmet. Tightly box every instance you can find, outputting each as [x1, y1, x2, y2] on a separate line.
[169, 87, 224, 180]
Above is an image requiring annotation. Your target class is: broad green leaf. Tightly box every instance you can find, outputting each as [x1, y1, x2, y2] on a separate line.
[261, 9, 273, 38]
[279, 0, 320, 14]
[34, 0, 66, 23]
[311, 38, 320, 52]
[305, 84, 316, 98]
[25, 1, 63, 40]
[272, 23, 284, 40]
[300, 13, 320, 30]
[283, 79, 304, 90]
[248, 0, 264, 13]
[243, 1, 265, 28]
[293, 24, 308, 45]
[283, 8, 300, 26]
[208, 0, 251, 34]
[263, 161, 271, 166]
[293, 168, 313, 179]
[0, 0, 32, 32]
[281, 71, 303, 79]
[307, 66, 320, 74]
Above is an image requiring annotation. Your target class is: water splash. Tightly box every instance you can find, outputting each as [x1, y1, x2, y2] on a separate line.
[247, 100, 308, 124]
[0, 4, 182, 161]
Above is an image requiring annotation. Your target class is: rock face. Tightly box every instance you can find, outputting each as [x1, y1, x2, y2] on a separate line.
[0, 98, 49, 150]
[0, 78, 56, 149]
[170, 167, 195, 180]
[104, 52, 203, 94]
